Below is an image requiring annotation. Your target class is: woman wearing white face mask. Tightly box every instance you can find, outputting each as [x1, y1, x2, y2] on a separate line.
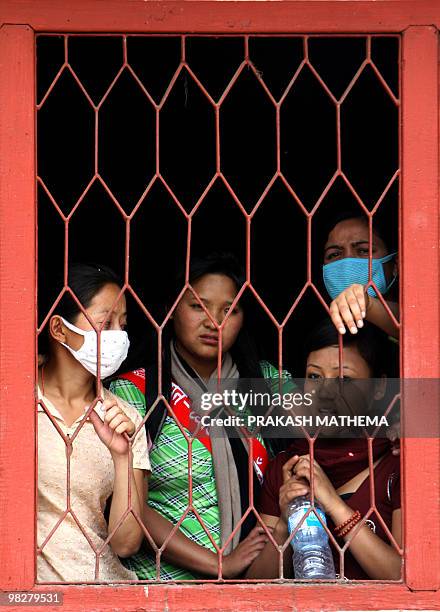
[37, 263, 150, 582]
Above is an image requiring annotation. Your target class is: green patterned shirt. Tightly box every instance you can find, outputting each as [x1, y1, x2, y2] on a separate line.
[109, 361, 295, 580]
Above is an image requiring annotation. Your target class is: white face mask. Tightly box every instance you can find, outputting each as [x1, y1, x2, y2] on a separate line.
[60, 317, 130, 379]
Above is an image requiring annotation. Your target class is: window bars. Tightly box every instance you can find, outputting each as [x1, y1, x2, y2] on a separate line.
[36, 34, 401, 583]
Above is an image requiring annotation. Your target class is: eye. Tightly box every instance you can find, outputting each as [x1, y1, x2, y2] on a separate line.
[326, 250, 340, 261]
[190, 303, 203, 310]
[358, 245, 378, 257]
[225, 306, 239, 315]
[307, 372, 321, 380]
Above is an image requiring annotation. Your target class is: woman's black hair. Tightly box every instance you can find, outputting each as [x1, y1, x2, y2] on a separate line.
[304, 318, 390, 378]
[39, 263, 122, 355]
[174, 252, 245, 298]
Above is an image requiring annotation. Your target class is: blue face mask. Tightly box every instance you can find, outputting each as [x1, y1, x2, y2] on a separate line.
[323, 253, 397, 300]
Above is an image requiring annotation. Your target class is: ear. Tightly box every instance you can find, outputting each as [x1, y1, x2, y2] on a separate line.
[165, 304, 173, 320]
[49, 315, 67, 344]
[373, 375, 387, 401]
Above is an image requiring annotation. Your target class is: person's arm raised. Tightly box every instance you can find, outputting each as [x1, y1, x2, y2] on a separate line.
[89, 399, 146, 557]
[329, 284, 399, 339]
[246, 455, 308, 579]
[294, 454, 402, 580]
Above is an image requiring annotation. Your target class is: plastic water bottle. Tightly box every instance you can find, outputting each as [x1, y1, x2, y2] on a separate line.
[286, 495, 336, 579]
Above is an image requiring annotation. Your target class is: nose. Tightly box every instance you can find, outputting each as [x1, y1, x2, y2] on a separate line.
[107, 316, 125, 331]
[202, 310, 220, 329]
[317, 378, 338, 400]
[345, 246, 358, 259]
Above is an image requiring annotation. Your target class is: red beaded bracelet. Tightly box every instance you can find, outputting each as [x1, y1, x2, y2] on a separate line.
[338, 513, 362, 538]
[334, 510, 361, 537]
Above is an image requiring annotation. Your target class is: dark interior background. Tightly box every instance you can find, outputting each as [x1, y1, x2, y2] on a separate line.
[37, 34, 399, 376]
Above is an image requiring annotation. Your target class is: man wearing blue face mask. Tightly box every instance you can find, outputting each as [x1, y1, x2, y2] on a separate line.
[322, 216, 399, 339]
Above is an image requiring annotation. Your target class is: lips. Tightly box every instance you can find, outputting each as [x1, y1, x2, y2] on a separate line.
[199, 334, 219, 346]
[317, 405, 338, 416]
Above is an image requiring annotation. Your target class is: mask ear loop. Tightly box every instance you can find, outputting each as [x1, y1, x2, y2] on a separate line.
[384, 273, 398, 294]
[59, 316, 89, 352]
[380, 252, 398, 294]
[380, 251, 398, 263]
[60, 316, 87, 337]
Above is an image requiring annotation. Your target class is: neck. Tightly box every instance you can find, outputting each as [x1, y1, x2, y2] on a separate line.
[196, 362, 219, 382]
[175, 343, 221, 382]
[40, 351, 96, 403]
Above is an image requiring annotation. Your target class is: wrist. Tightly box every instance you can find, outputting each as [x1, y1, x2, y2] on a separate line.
[221, 552, 236, 579]
[112, 452, 130, 467]
[270, 517, 289, 545]
[327, 499, 354, 526]
[195, 549, 219, 578]
[365, 292, 374, 314]
[275, 517, 288, 536]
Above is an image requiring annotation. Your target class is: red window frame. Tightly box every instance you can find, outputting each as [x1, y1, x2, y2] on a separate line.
[1, 1, 439, 609]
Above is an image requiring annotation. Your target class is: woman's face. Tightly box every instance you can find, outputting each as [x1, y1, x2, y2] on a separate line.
[172, 273, 244, 371]
[62, 283, 127, 350]
[323, 218, 389, 264]
[323, 218, 396, 288]
[304, 344, 379, 431]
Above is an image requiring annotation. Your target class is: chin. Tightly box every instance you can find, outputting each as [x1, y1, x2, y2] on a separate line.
[200, 348, 222, 360]
[187, 345, 216, 361]
[195, 342, 220, 354]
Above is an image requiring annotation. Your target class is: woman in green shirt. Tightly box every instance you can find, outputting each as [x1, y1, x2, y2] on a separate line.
[110, 253, 295, 580]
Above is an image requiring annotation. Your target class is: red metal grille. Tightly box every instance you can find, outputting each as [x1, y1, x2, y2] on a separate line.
[36, 33, 401, 584]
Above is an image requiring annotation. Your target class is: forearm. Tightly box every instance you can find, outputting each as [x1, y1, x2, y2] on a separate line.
[246, 519, 292, 579]
[143, 505, 219, 576]
[328, 502, 401, 580]
[109, 456, 145, 557]
[366, 298, 399, 339]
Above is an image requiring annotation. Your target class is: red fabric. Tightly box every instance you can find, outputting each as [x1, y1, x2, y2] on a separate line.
[169, 382, 269, 481]
[284, 438, 391, 489]
[259, 440, 401, 580]
[170, 381, 213, 453]
[119, 368, 145, 395]
[119, 369, 269, 481]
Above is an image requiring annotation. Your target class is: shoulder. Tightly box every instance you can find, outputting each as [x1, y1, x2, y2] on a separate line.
[109, 370, 146, 405]
[259, 360, 278, 376]
[111, 368, 146, 393]
[377, 450, 400, 475]
[104, 387, 151, 470]
[374, 450, 400, 507]
[259, 360, 293, 379]
[258, 361, 297, 395]
[383, 451, 400, 488]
